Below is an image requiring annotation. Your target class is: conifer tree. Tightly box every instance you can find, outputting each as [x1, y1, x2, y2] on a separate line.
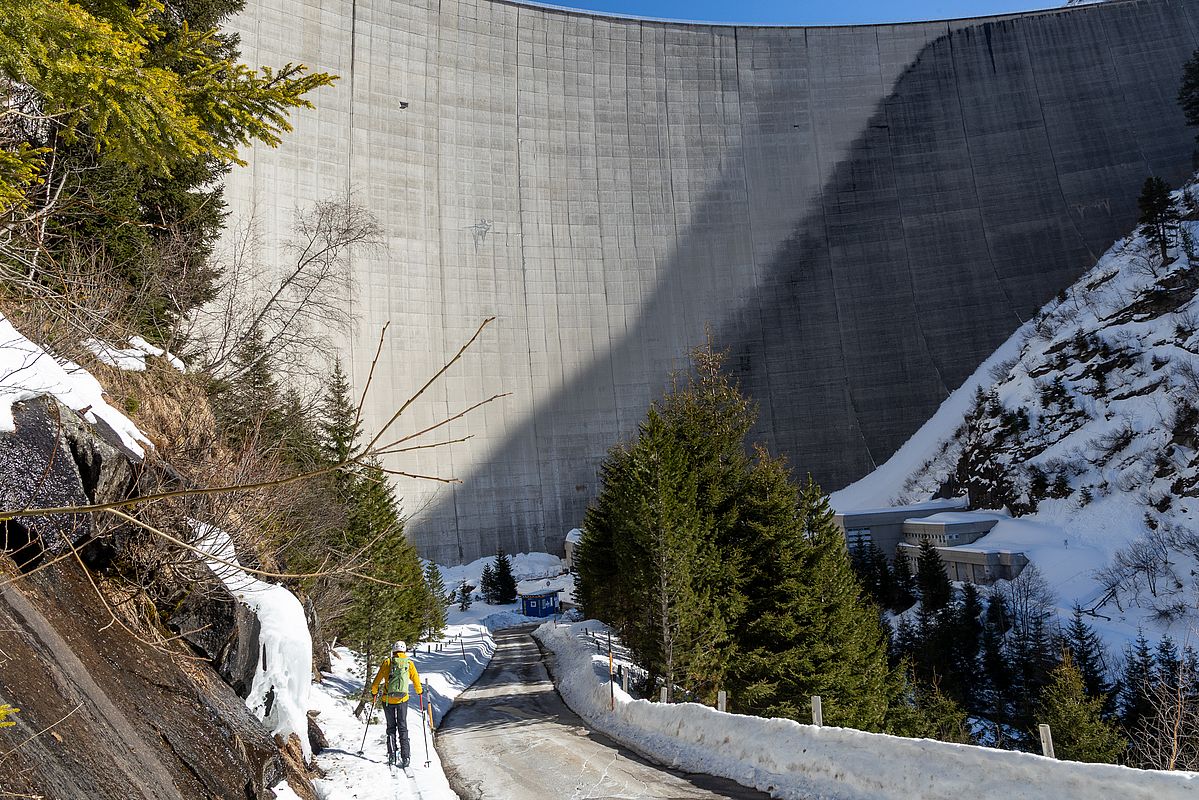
[457, 580, 473, 612]
[422, 562, 447, 641]
[915, 539, 953, 612]
[319, 357, 362, 482]
[493, 549, 518, 604]
[980, 593, 1014, 722]
[1060, 606, 1111, 702]
[337, 460, 426, 679]
[1036, 654, 1126, 764]
[884, 666, 973, 744]
[480, 564, 498, 604]
[735, 477, 892, 729]
[1138, 176, 1177, 266]
[890, 552, 916, 612]
[1120, 630, 1157, 732]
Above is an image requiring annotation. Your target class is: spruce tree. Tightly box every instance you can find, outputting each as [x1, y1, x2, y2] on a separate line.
[493, 549, 518, 604]
[1036, 654, 1126, 764]
[422, 562, 447, 641]
[890, 552, 916, 612]
[480, 564, 498, 604]
[1060, 606, 1111, 702]
[457, 580, 473, 612]
[319, 357, 362, 492]
[915, 539, 952, 612]
[734, 477, 892, 729]
[1138, 176, 1177, 266]
[337, 460, 426, 676]
[980, 593, 1013, 722]
[1120, 630, 1157, 732]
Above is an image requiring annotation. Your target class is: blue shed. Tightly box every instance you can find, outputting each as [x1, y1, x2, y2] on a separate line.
[519, 589, 560, 618]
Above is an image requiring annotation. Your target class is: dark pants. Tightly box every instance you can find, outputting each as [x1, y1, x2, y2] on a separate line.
[384, 701, 410, 764]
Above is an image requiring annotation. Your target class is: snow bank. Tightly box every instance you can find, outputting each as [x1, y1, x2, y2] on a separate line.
[536, 621, 1199, 800]
[0, 314, 152, 458]
[192, 522, 313, 759]
[438, 551, 565, 590]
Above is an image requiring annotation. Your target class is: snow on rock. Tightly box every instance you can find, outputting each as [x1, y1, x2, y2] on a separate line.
[85, 336, 185, 373]
[536, 620, 1199, 800]
[192, 522, 313, 759]
[0, 314, 152, 458]
[270, 780, 305, 800]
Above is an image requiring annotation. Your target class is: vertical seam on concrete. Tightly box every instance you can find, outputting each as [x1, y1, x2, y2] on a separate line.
[514, 8, 541, 554]
[1095, 8, 1151, 174]
[591, 20, 621, 468]
[731, 28, 777, 440]
[433, 0, 464, 562]
[945, 25, 1022, 330]
[806, 28, 875, 468]
[346, 0, 359, 365]
[1017, 21, 1098, 272]
[661, 25, 682, 353]
[878, 27, 950, 400]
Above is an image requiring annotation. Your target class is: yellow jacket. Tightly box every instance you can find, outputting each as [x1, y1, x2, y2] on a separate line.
[370, 654, 423, 704]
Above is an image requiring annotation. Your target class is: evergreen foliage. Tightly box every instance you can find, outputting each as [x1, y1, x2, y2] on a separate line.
[421, 562, 447, 642]
[337, 460, 427, 671]
[1059, 606, 1111, 703]
[479, 564, 498, 604]
[1120, 630, 1157, 733]
[492, 549, 517, 604]
[0, 0, 335, 330]
[1138, 176, 1178, 265]
[1179, 48, 1199, 138]
[915, 539, 952, 612]
[1035, 654, 1125, 764]
[577, 339, 892, 727]
[457, 580, 473, 612]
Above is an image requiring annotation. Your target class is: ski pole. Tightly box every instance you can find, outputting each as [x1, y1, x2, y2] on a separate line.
[357, 692, 379, 755]
[418, 692, 430, 767]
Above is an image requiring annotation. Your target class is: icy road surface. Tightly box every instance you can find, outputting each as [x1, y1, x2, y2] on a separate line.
[437, 625, 769, 799]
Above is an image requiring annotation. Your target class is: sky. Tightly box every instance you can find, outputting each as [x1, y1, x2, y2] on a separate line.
[517, 0, 1068, 26]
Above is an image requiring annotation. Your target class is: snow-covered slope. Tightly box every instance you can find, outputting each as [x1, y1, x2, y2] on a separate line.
[0, 314, 152, 457]
[833, 179, 1199, 646]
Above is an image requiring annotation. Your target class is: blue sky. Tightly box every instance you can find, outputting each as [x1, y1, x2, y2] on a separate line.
[523, 0, 1064, 25]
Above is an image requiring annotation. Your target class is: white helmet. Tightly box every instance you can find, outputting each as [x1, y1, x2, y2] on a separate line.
[393, 640, 406, 653]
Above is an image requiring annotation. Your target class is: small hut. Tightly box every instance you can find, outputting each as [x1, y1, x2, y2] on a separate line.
[519, 587, 561, 618]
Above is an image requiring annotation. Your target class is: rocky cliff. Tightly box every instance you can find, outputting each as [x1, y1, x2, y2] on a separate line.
[0, 396, 315, 799]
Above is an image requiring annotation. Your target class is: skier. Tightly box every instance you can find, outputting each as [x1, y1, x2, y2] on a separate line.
[369, 640, 424, 768]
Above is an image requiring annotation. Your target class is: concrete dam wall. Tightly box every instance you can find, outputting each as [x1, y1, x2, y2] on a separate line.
[226, 0, 1199, 564]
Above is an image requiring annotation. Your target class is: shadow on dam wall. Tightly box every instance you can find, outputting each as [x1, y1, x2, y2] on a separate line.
[423, 0, 1199, 564]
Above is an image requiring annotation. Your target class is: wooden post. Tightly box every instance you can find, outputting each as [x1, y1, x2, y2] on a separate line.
[660, 686, 668, 703]
[717, 690, 727, 713]
[622, 670, 629, 693]
[1039, 724, 1055, 759]
[460, 636, 467, 663]
[811, 696, 823, 726]
[608, 632, 615, 711]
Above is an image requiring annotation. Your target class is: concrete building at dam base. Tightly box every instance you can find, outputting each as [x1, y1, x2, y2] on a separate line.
[225, 0, 1199, 565]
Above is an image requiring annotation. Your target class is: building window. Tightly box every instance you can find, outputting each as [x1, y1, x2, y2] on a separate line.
[846, 528, 872, 547]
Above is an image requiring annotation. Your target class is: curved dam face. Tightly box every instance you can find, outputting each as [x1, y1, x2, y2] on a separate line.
[226, 0, 1199, 564]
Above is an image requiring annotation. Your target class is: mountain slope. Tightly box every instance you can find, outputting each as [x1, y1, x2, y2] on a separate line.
[833, 177, 1199, 647]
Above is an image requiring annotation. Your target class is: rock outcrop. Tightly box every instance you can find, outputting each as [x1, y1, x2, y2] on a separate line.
[0, 395, 314, 798]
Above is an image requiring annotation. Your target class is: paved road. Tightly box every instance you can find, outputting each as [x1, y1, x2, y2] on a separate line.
[437, 625, 770, 800]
